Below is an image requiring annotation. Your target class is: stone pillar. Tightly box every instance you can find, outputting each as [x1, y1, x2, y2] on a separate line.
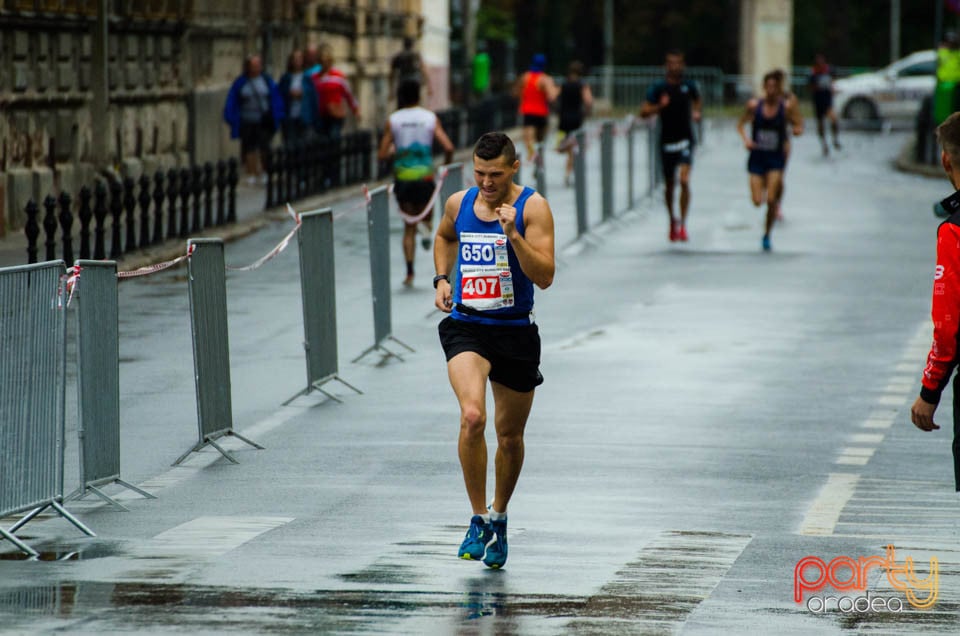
[740, 0, 793, 94]
[421, 0, 450, 110]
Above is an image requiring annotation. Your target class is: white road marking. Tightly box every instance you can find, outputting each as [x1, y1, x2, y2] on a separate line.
[799, 473, 860, 536]
[133, 516, 294, 558]
[888, 374, 917, 385]
[878, 394, 909, 406]
[835, 456, 870, 466]
[107, 515, 295, 583]
[840, 447, 876, 457]
[861, 417, 895, 429]
[850, 433, 885, 444]
[883, 382, 914, 394]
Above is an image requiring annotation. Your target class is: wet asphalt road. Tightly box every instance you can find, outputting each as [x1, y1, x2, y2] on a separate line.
[1, 122, 958, 634]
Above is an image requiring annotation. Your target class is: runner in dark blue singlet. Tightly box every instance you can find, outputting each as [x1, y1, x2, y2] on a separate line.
[433, 132, 556, 569]
[737, 70, 803, 251]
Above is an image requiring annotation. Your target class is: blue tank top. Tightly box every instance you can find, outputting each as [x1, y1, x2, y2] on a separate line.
[451, 186, 536, 326]
[752, 99, 786, 153]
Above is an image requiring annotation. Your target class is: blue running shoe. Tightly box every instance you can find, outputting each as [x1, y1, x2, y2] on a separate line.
[458, 515, 491, 560]
[483, 518, 508, 568]
[762, 235, 771, 252]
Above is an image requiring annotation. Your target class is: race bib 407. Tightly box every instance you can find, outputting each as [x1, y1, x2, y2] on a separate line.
[458, 231, 513, 311]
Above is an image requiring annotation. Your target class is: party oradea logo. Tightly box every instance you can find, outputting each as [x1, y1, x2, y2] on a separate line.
[794, 545, 938, 613]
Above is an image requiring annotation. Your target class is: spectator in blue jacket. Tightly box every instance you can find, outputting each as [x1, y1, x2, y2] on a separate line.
[278, 49, 317, 146]
[224, 54, 285, 184]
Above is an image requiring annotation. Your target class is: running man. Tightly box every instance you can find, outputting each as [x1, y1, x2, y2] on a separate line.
[640, 49, 702, 242]
[809, 53, 841, 156]
[378, 78, 455, 286]
[433, 132, 555, 569]
[912, 112, 960, 490]
[556, 60, 593, 187]
[737, 69, 803, 251]
[514, 53, 559, 165]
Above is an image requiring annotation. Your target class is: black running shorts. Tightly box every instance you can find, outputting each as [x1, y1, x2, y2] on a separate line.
[393, 179, 435, 218]
[438, 316, 543, 393]
[660, 143, 693, 181]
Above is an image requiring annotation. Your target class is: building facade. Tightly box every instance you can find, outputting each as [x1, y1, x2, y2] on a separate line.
[0, 0, 448, 235]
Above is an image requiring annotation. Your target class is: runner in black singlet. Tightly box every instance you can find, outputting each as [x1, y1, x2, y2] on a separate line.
[555, 61, 593, 187]
[640, 50, 702, 242]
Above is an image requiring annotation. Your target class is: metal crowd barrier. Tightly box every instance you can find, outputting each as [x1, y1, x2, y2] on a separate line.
[627, 120, 636, 210]
[284, 208, 361, 405]
[352, 186, 414, 363]
[601, 121, 615, 222]
[440, 163, 464, 211]
[573, 129, 588, 238]
[647, 122, 664, 195]
[174, 239, 263, 465]
[66, 260, 155, 510]
[0, 260, 95, 557]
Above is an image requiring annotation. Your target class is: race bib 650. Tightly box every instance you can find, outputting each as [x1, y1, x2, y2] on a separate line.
[459, 232, 514, 310]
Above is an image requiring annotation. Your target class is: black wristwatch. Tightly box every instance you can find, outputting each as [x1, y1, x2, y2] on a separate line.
[433, 274, 449, 289]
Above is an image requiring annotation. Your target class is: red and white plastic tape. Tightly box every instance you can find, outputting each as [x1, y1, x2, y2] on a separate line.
[225, 203, 301, 272]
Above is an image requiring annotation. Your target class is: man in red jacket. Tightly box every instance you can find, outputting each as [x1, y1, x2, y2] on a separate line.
[912, 111, 960, 489]
[314, 44, 360, 141]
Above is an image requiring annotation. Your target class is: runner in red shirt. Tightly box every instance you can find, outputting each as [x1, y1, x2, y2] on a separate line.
[912, 111, 960, 489]
[513, 54, 558, 164]
[314, 45, 360, 140]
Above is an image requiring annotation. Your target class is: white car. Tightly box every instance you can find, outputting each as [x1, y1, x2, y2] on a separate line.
[832, 50, 936, 123]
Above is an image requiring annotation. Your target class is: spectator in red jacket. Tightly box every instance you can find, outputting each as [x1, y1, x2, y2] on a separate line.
[314, 44, 360, 141]
[912, 111, 960, 489]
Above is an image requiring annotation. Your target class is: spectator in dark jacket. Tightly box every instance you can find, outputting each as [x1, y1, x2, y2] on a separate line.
[224, 54, 285, 184]
[278, 49, 317, 146]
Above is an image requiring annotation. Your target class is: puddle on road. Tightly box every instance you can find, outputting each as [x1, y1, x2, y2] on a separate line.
[338, 564, 419, 585]
[0, 542, 121, 562]
[0, 582, 584, 634]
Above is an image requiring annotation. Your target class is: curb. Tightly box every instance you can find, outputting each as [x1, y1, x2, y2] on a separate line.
[895, 139, 944, 180]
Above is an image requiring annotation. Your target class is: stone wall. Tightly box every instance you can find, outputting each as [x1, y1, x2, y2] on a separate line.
[0, 0, 434, 235]
[0, 0, 294, 233]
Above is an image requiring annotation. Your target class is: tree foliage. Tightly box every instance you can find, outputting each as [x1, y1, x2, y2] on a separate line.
[494, 0, 950, 74]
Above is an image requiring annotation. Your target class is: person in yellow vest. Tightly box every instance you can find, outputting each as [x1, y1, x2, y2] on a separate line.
[936, 31, 960, 124]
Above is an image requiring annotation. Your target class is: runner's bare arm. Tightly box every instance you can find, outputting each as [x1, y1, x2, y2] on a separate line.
[434, 192, 464, 311]
[582, 83, 594, 115]
[498, 194, 555, 289]
[692, 95, 703, 122]
[434, 124, 455, 165]
[541, 74, 560, 103]
[639, 98, 658, 118]
[787, 96, 804, 136]
[377, 126, 394, 161]
[737, 100, 757, 149]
